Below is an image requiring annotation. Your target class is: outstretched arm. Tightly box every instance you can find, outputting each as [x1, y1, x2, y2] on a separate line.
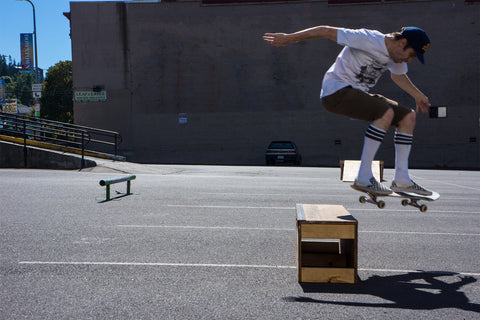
[391, 73, 431, 113]
[263, 26, 338, 47]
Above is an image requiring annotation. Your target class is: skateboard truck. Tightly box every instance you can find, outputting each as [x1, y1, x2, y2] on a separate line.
[400, 198, 428, 212]
[358, 192, 430, 212]
[358, 192, 386, 209]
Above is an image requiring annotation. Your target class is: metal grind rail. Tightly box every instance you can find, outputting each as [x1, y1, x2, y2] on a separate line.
[0, 111, 122, 168]
[99, 175, 136, 202]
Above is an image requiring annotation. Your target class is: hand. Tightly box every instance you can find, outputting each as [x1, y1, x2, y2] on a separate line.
[415, 94, 431, 113]
[263, 33, 291, 47]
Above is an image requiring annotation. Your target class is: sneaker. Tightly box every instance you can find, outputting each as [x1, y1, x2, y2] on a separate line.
[352, 177, 392, 196]
[390, 180, 433, 196]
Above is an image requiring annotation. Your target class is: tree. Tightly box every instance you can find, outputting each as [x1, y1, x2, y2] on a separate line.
[1, 55, 27, 105]
[40, 61, 73, 123]
[0, 55, 19, 77]
[13, 73, 35, 106]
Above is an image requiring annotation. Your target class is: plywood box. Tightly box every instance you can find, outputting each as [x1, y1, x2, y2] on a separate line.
[340, 160, 384, 182]
[296, 204, 358, 284]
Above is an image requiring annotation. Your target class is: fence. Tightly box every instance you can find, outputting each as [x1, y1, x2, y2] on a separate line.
[0, 111, 122, 168]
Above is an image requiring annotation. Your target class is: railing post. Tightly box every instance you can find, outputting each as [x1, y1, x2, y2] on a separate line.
[114, 134, 118, 159]
[23, 119, 27, 168]
[81, 131, 85, 169]
[105, 184, 111, 201]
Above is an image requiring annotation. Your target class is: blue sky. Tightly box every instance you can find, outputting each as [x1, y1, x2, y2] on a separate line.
[0, 1, 126, 72]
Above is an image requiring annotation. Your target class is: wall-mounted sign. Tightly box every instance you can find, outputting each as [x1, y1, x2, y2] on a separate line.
[178, 113, 188, 125]
[3, 99, 17, 113]
[429, 106, 447, 119]
[74, 91, 107, 102]
[32, 84, 42, 92]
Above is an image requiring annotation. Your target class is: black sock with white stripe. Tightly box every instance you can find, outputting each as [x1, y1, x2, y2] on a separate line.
[394, 131, 413, 184]
[365, 124, 387, 142]
[394, 132, 414, 145]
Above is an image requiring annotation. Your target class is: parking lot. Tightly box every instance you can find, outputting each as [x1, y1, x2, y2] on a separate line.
[1, 164, 479, 319]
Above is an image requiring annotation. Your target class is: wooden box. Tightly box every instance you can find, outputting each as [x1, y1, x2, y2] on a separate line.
[340, 160, 384, 182]
[296, 204, 358, 284]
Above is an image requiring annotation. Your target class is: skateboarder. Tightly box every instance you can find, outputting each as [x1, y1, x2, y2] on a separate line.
[263, 26, 432, 196]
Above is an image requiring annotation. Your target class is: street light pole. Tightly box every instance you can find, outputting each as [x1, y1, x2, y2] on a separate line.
[15, 0, 40, 116]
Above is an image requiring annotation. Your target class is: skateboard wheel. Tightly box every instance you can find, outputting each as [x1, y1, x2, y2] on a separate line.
[359, 196, 367, 204]
[377, 201, 386, 209]
[420, 205, 428, 212]
[401, 199, 409, 206]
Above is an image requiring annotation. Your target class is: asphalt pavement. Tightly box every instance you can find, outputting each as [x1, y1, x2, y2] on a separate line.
[1, 163, 479, 319]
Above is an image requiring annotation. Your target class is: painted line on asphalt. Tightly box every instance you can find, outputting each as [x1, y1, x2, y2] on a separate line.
[116, 225, 480, 237]
[17, 261, 480, 277]
[348, 208, 480, 214]
[18, 261, 294, 269]
[360, 230, 480, 237]
[166, 205, 479, 215]
[357, 268, 480, 277]
[197, 192, 350, 197]
[167, 205, 294, 210]
[117, 225, 293, 231]
[419, 179, 480, 192]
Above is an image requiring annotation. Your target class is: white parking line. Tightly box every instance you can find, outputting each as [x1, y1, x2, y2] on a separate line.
[17, 261, 480, 277]
[357, 268, 480, 277]
[165, 205, 480, 214]
[348, 208, 480, 214]
[167, 205, 294, 210]
[116, 225, 480, 237]
[117, 225, 294, 232]
[18, 261, 294, 269]
[360, 230, 480, 237]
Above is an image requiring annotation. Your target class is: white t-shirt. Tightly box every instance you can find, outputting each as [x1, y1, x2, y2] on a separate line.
[320, 28, 408, 98]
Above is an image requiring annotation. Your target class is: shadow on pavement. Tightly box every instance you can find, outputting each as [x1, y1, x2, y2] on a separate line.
[284, 271, 479, 312]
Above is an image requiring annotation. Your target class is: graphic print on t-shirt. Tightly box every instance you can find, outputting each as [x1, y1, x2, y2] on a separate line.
[355, 60, 388, 86]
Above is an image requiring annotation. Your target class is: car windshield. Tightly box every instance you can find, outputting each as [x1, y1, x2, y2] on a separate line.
[269, 142, 294, 149]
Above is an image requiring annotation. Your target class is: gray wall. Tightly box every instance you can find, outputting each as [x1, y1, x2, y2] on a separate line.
[70, 0, 480, 168]
[0, 141, 96, 169]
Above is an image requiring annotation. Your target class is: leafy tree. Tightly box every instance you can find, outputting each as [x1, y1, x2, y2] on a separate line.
[1, 55, 21, 102]
[1, 55, 35, 109]
[1, 56, 73, 121]
[40, 61, 73, 123]
[0, 55, 19, 77]
[14, 73, 35, 106]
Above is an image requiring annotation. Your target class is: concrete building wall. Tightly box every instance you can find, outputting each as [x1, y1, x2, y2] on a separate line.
[70, 0, 480, 168]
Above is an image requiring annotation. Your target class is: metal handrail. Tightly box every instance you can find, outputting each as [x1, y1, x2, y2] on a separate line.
[0, 111, 122, 168]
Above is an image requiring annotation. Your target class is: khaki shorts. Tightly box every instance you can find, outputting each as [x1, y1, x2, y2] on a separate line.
[321, 86, 413, 126]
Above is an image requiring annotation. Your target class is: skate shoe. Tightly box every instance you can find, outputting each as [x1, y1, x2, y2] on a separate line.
[390, 180, 433, 196]
[352, 177, 392, 196]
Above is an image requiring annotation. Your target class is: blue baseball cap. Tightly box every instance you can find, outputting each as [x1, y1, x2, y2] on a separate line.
[401, 27, 431, 64]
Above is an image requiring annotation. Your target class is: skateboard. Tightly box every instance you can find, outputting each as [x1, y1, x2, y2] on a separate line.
[351, 185, 440, 212]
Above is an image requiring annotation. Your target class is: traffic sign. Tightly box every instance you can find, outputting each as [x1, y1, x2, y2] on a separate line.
[32, 84, 42, 92]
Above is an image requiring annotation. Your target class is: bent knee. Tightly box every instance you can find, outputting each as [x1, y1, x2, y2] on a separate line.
[381, 108, 395, 122]
[402, 110, 416, 125]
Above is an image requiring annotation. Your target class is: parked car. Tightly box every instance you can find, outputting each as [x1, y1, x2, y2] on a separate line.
[265, 140, 302, 166]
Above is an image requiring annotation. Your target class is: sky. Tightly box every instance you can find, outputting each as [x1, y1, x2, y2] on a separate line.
[0, 0, 131, 73]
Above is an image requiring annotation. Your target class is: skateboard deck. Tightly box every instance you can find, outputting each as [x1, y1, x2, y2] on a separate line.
[351, 185, 440, 212]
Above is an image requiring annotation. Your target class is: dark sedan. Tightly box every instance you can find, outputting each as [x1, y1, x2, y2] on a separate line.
[265, 141, 302, 166]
